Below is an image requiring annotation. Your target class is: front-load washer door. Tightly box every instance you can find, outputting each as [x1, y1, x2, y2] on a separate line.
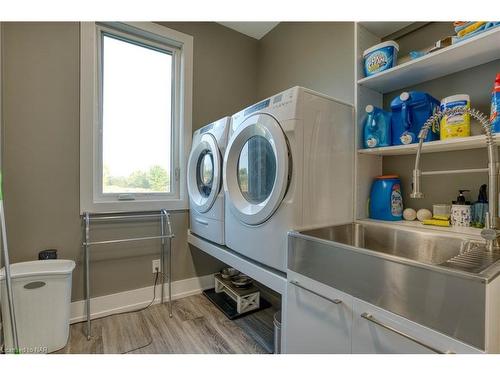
[224, 113, 290, 226]
[187, 133, 222, 213]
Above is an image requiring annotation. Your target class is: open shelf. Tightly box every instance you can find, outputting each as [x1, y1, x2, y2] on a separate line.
[358, 134, 498, 156]
[357, 218, 483, 238]
[187, 230, 287, 295]
[357, 27, 500, 94]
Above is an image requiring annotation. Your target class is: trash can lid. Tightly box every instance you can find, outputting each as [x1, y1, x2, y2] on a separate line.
[0, 260, 75, 280]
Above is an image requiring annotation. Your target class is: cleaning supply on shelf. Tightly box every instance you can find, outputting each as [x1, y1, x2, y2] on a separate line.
[408, 50, 427, 60]
[452, 21, 500, 44]
[421, 204, 452, 227]
[390, 91, 440, 145]
[491, 73, 500, 132]
[362, 105, 392, 148]
[429, 36, 453, 53]
[407, 36, 453, 62]
[457, 22, 486, 38]
[369, 175, 403, 221]
[432, 204, 451, 220]
[403, 208, 417, 221]
[451, 190, 472, 227]
[471, 184, 488, 228]
[423, 218, 451, 227]
[416, 208, 432, 222]
[440, 94, 471, 140]
[363, 41, 399, 77]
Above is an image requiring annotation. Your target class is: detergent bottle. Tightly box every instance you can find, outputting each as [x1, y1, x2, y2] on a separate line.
[390, 91, 440, 145]
[369, 175, 403, 221]
[491, 73, 500, 132]
[362, 105, 391, 148]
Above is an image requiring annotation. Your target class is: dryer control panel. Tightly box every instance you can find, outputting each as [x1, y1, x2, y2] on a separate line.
[231, 87, 298, 133]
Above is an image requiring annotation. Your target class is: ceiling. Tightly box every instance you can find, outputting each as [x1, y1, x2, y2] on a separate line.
[218, 22, 279, 40]
[219, 22, 415, 40]
[358, 22, 414, 38]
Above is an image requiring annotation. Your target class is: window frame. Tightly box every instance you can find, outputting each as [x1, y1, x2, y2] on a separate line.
[80, 22, 193, 213]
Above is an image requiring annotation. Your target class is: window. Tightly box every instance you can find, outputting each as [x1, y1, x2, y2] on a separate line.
[80, 22, 193, 212]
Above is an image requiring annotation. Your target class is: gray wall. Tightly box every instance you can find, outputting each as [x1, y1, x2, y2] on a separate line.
[382, 22, 499, 209]
[257, 22, 355, 104]
[1, 21, 357, 302]
[1, 22, 259, 301]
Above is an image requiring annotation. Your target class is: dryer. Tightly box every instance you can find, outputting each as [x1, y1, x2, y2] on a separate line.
[188, 117, 230, 245]
[223, 87, 354, 272]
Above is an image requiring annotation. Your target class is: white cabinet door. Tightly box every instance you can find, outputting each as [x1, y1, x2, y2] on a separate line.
[284, 273, 353, 354]
[352, 299, 483, 354]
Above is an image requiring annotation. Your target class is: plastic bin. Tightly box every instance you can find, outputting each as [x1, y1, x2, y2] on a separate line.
[0, 260, 75, 353]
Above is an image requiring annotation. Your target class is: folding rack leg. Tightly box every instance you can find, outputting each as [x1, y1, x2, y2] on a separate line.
[84, 212, 91, 340]
[162, 209, 173, 318]
[160, 210, 165, 304]
[168, 233, 173, 318]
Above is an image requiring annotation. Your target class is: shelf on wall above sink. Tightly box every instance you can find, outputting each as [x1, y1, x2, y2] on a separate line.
[357, 27, 500, 94]
[357, 218, 483, 238]
[357, 134, 499, 156]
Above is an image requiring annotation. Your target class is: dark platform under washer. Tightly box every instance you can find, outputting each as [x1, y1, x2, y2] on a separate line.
[203, 288, 271, 320]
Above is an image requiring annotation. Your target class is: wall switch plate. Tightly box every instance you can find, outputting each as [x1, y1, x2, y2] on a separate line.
[152, 259, 161, 273]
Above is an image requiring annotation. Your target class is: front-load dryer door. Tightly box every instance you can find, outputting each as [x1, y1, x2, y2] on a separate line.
[224, 113, 290, 226]
[187, 133, 222, 213]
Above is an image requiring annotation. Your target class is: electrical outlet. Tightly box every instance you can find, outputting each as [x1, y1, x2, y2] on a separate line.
[152, 259, 161, 274]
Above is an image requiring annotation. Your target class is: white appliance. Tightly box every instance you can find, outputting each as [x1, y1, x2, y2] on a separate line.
[223, 87, 354, 272]
[188, 117, 230, 244]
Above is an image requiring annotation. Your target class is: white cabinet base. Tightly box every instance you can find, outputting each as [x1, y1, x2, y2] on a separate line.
[352, 299, 482, 354]
[284, 271, 353, 354]
[285, 270, 484, 354]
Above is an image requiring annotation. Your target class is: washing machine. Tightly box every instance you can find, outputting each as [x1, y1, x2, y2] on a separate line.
[223, 87, 354, 272]
[188, 117, 230, 245]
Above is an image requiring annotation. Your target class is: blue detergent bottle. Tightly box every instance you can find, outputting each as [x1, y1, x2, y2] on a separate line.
[369, 175, 403, 221]
[363, 105, 392, 148]
[491, 73, 500, 132]
[390, 91, 440, 145]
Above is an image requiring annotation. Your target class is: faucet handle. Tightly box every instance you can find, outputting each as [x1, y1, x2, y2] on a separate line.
[481, 212, 499, 241]
[481, 228, 498, 241]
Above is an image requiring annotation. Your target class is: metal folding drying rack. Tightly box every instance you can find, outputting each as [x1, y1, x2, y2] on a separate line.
[82, 209, 175, 340]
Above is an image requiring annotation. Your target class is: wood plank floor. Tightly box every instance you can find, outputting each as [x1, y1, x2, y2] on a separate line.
[55, 293, 277, 354]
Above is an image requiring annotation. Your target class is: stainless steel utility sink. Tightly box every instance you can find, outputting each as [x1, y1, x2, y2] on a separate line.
[301, 222, 500, 273]
[288, 221, 500, 350]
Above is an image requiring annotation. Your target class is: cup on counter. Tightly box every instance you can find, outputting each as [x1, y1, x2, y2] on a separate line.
[433, 204, 451, 219]
[451, 205, 471, 227]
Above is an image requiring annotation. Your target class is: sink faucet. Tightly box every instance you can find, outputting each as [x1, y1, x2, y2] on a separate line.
[410, 106, 500, 251]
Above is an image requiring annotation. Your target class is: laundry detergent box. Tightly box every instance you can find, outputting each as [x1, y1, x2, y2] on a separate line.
[363, 41, 399, 77]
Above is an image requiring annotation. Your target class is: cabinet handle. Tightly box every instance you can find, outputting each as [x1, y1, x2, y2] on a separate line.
[360, 312, 453, 354]
[290, 280, 342, 305]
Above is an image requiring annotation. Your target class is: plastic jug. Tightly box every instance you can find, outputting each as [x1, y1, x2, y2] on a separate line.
[363, 105, 391, 148]
[491, 73, 500, 132]
[390, 91, 440, 146]
[369, 175, 403, 221]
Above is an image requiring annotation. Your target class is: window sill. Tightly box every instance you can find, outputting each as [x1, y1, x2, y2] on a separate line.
[80, 198, 188, 214]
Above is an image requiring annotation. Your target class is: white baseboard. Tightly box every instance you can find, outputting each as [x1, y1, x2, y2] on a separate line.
[70, 274, 215, 324]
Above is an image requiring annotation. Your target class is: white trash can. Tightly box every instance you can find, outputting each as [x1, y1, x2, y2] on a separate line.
[0, 259, 75, 353]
